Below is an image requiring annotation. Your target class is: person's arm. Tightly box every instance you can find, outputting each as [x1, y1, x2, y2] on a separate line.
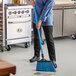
[39, 0, 54, 22]
[30, 0, 42, 29]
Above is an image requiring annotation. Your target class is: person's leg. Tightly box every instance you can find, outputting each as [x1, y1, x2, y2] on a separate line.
[33, 23, 41, 57]
[43, 26, 57, 68]
[30, 23, 41, 62]
[43, 26, 56, 61]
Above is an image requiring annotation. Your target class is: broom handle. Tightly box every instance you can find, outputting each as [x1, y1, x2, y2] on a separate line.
[33, 0, 44, 59]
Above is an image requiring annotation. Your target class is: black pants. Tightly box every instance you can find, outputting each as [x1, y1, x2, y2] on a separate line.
[33, 23, 56, 61]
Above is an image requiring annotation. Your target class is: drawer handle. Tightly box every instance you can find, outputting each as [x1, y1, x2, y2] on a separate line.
[8, 20, 31, 24]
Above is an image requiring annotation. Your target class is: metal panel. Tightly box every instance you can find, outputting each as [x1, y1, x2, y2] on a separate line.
[63, 8, 76, 36]
[53, 9, 63, 37]
[5, 6, 32, 45]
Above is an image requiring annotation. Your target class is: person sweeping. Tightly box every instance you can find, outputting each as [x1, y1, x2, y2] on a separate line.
[30, 0, 57, 68]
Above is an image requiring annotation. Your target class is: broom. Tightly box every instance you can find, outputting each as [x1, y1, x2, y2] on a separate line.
[33, 0, 56, 72]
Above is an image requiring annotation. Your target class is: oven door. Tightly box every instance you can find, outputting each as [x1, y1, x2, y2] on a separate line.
[6, 21, 31, 45]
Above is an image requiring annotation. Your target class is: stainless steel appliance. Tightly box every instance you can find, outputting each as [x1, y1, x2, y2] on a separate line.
[63, 6, 76, 36]
[0, 3, 33, 51]
[0, 0, 33, 51]
[5, 5, 32, 47]
[53, 8, 63, 37]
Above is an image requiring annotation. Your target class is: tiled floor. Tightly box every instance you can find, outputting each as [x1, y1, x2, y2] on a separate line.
[0, 37, 76, 76]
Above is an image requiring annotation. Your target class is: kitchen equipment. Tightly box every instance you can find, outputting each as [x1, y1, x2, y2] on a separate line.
[0, 1, 33, 51]
[5, 5, 32, 50]
[53, 8, 63, 37]
[63, 6, 76, 37]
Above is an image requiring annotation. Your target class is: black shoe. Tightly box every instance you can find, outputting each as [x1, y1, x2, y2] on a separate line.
[30, 56, 40, 63]
[52, 61, 57, 68]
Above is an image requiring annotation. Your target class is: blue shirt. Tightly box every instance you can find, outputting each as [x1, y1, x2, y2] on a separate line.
[32, 0, 54, 26]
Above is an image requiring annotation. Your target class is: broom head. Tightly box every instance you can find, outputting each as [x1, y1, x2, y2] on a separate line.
[36, 59, 56, 72]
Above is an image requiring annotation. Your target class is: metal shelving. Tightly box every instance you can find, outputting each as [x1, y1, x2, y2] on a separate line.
[0, 2, 3, 46]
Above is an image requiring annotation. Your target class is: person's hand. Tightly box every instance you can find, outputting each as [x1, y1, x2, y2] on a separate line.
[30, 0, 35, 6]
[36, 20, 42, 29]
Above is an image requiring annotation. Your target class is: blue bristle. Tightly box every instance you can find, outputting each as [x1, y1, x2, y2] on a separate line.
[36, 61, 56, 72]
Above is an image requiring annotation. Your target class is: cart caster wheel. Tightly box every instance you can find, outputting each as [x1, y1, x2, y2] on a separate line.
[6, 45, 11, 51]
[24, 42, 31, 48]
[0, 46, 4, 52]
[25, 42, 29, 48]
[1, 48, 3, 52]
[1, 49, 3, 52]
[72, 35, 76, 40]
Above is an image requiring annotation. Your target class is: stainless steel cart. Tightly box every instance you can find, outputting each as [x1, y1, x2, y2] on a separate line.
[0, 0, 33, 51]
